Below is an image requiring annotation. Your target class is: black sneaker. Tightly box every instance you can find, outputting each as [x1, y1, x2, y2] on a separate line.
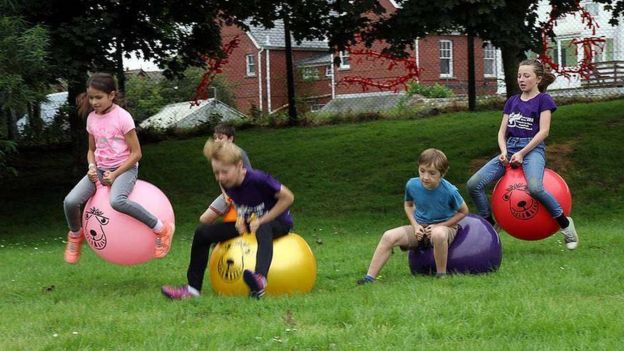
[243, 270, 266, 299]
[356, 276, 375, 285]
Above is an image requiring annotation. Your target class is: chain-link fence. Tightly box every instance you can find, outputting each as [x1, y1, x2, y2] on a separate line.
[195, 1, 624, 120]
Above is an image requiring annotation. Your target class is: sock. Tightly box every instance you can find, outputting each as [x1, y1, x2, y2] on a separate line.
[69, 229, 82, 238]
[187, 285, 200, 296]
[363, 274, 375, 282]
[485, 215, 496, 226]
[555, 215, 569, 229]
[436, 272, 447, 278]
[152, 219, 164, 233]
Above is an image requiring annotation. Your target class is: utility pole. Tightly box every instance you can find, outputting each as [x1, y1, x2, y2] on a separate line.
[283, 15, 298, 125]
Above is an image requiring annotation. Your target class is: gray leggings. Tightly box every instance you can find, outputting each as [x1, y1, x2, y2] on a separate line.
[63, 167, 158, 232]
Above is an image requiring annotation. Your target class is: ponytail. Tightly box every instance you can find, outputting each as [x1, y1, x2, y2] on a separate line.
[519, 59, 555, 92]
[76, 92, 91, 118]
[538, 72, 556, 92]
[76, 72, 120, 118]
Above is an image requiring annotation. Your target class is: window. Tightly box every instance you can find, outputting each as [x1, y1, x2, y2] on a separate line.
[245, 54, 256, 76]
[484, 42, 496, 77]
[339, 51, 350, 69]
[325, 65, 333, 77]
[309, 103, 325, 112]
[592, 38, 614, 62]
[559, 39, 578, 67]
[585, 3, 599, 16]
[439, 40, 453, 77]
[302, 67, 320, 80]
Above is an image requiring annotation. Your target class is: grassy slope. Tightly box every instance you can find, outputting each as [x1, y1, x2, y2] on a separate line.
[0, 100, 623, 350]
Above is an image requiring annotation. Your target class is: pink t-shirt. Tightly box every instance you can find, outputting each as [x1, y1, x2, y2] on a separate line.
[86, 105, 136, 169]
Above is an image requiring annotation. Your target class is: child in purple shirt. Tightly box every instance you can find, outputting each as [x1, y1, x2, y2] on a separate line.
[162, 140, 294, 299]
[467, 59, 578, 249]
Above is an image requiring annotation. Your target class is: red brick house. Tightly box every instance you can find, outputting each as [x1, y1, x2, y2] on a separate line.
[219, 0, 500, 114]
[220, 22, 330, 114]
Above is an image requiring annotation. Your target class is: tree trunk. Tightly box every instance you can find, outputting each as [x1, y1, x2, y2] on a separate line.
[67, 75, 88, 177]
[7, 109, 19, 141]
[467, 33, 476, 111]
[29, 102, 43, 139]
[500, 45, 525, 98]
[283, 15, 298, 125]
[115, 39, 126, 99]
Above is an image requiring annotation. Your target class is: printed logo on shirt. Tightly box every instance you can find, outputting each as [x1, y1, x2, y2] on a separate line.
[508, 112, 534, 130]
[237, 203, 267, 222]
[94, 132, 126, 155]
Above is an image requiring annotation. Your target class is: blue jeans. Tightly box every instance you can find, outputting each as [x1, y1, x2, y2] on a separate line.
[63, 166, 158, 232]
[466, 137, 563, 220]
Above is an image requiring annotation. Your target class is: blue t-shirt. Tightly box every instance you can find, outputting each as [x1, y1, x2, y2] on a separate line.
[224, 169, 293, 226]
[404, 178, 464, 224]
[503, 93, 557, 138]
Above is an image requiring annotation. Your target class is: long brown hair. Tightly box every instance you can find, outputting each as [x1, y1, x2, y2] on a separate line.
[519, 59, 556, 92]
[76, 72, 119, 117]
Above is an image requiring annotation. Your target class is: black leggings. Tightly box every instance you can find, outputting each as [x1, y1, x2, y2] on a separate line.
[186, 220, 291, 291]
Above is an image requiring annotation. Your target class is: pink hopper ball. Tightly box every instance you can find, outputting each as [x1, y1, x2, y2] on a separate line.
[82, 180, 175, 265]
[492, 166, 572, 241]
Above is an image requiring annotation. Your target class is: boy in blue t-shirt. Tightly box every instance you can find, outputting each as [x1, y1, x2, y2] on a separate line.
[358, 148, 469, 283]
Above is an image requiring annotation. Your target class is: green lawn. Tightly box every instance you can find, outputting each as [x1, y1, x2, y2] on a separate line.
[1, 99, 623, 350]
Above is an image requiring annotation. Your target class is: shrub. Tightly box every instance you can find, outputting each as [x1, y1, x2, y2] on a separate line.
[0, 139, 18, 178]
[406, 82, 454, 98]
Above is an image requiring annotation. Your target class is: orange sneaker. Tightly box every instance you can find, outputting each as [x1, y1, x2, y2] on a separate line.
[155, 222, 175, 258]
[64, 230, 84, 264]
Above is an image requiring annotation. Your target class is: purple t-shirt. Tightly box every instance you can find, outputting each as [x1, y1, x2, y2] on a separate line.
[224, 169, 293, 226]
[503, 93, 557, 138]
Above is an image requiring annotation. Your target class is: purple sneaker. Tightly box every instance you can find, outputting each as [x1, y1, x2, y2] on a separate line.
[243, 270, 267, 299]
[161, 285, 199, 300]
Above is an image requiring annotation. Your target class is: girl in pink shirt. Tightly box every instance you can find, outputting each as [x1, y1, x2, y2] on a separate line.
[63, 73, 173, 264]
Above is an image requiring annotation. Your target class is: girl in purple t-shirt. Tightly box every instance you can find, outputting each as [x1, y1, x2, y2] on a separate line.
[162, 140, 295, 300]
[63, 73, 173, 264]
[467, 59, 579, 249]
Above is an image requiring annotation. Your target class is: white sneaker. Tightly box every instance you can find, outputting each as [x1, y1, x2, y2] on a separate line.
[561, 217, 578, 250]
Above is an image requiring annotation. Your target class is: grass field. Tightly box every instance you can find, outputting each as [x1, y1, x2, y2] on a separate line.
[1, 99, 623, 350]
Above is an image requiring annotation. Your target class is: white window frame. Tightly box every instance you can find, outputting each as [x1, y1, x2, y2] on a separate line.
[592, 37, 614, 62]
[245, 54, 256, 77]
[483, 42, 496, 77]
[439, 40, 453, 78]
[339, 51, 350, 70]
[325, 65, 333, 77]
[558, 38, 578, 68]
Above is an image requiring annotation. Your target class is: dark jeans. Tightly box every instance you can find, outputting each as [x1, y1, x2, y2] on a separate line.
[187, 220, 291, 291]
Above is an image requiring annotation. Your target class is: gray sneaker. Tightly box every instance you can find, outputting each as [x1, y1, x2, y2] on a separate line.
[493, 222, 502, 233]
[561, 217, 578, 250]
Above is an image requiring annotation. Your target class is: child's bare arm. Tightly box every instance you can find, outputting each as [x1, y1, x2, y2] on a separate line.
[404, 201, 425, 239]
[431, 202, 469, 228]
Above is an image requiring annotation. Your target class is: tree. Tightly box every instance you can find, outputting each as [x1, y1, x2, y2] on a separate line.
[596, 0, 624, 25]
[0, 14, 51, 140]
[13, 0, 251, 172]
[9, 0, 385, 171]
[364, 0, 581, 98]
[223, 0, 385, 124]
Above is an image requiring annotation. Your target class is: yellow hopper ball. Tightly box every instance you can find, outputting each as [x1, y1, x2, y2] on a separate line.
[208, 232, 317, 296]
